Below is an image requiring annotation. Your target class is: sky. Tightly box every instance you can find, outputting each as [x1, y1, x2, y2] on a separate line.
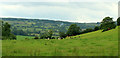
[0, 0, 119, 23]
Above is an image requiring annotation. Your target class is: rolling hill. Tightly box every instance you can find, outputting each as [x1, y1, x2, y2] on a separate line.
[1, 18, 100, 36]
[2, 26, 118, 56]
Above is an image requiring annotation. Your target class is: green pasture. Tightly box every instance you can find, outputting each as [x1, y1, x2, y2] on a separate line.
[2, 27, 118, 56]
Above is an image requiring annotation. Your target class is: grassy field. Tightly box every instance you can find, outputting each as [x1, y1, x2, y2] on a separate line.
[16, 35, 34, 40]
[2, 27, 118, 56]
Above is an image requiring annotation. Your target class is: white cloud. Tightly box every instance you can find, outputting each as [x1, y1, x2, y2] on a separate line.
[0, 2, 118, 23]
[0, 0, 119, 2]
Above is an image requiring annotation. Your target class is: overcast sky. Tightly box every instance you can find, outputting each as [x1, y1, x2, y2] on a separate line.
[0, 0, 119, 23]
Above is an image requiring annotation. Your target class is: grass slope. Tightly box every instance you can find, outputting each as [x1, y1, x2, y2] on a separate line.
[2, 27, 118, 56]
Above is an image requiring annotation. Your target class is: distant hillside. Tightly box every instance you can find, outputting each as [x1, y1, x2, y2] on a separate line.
[1, 18, 100, 36]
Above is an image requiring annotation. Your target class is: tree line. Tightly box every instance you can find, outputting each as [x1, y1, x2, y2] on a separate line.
[33, 16, 119, 39]
[2, 16, 120, 40]
[2, 21, 16, 40]
[3, 18, 99, 36]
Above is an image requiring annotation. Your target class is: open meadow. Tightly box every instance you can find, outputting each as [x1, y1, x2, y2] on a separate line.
[2, 27, 118, 56]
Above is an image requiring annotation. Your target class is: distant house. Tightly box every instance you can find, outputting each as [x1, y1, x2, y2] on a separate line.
[81, 29, 86, 31]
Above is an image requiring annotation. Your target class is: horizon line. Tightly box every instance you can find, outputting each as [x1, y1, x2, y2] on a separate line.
[0, 16, 102, 23]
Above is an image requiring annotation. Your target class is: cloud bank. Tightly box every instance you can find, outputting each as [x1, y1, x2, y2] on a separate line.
[0, 2, 118, 23]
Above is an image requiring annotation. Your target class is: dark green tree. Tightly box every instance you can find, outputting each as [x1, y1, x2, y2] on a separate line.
[40, 30, 53, 39]
[59, 31, 66, 38]
[9, 34, 16, 40]
[117, 17, 120, 26]
[2, 22, 11, 37]
[47, 30, 53, 39]
[82, 28, 93, 33]
[34, 36, 39, 39]
[101, 17, 113, 23]
[66, 24, 81, 36]
[94, 26, 99, 31]
[2, 22, 16, 40]
[40, 33, 46, 39]
[100, 17, 116, 32]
